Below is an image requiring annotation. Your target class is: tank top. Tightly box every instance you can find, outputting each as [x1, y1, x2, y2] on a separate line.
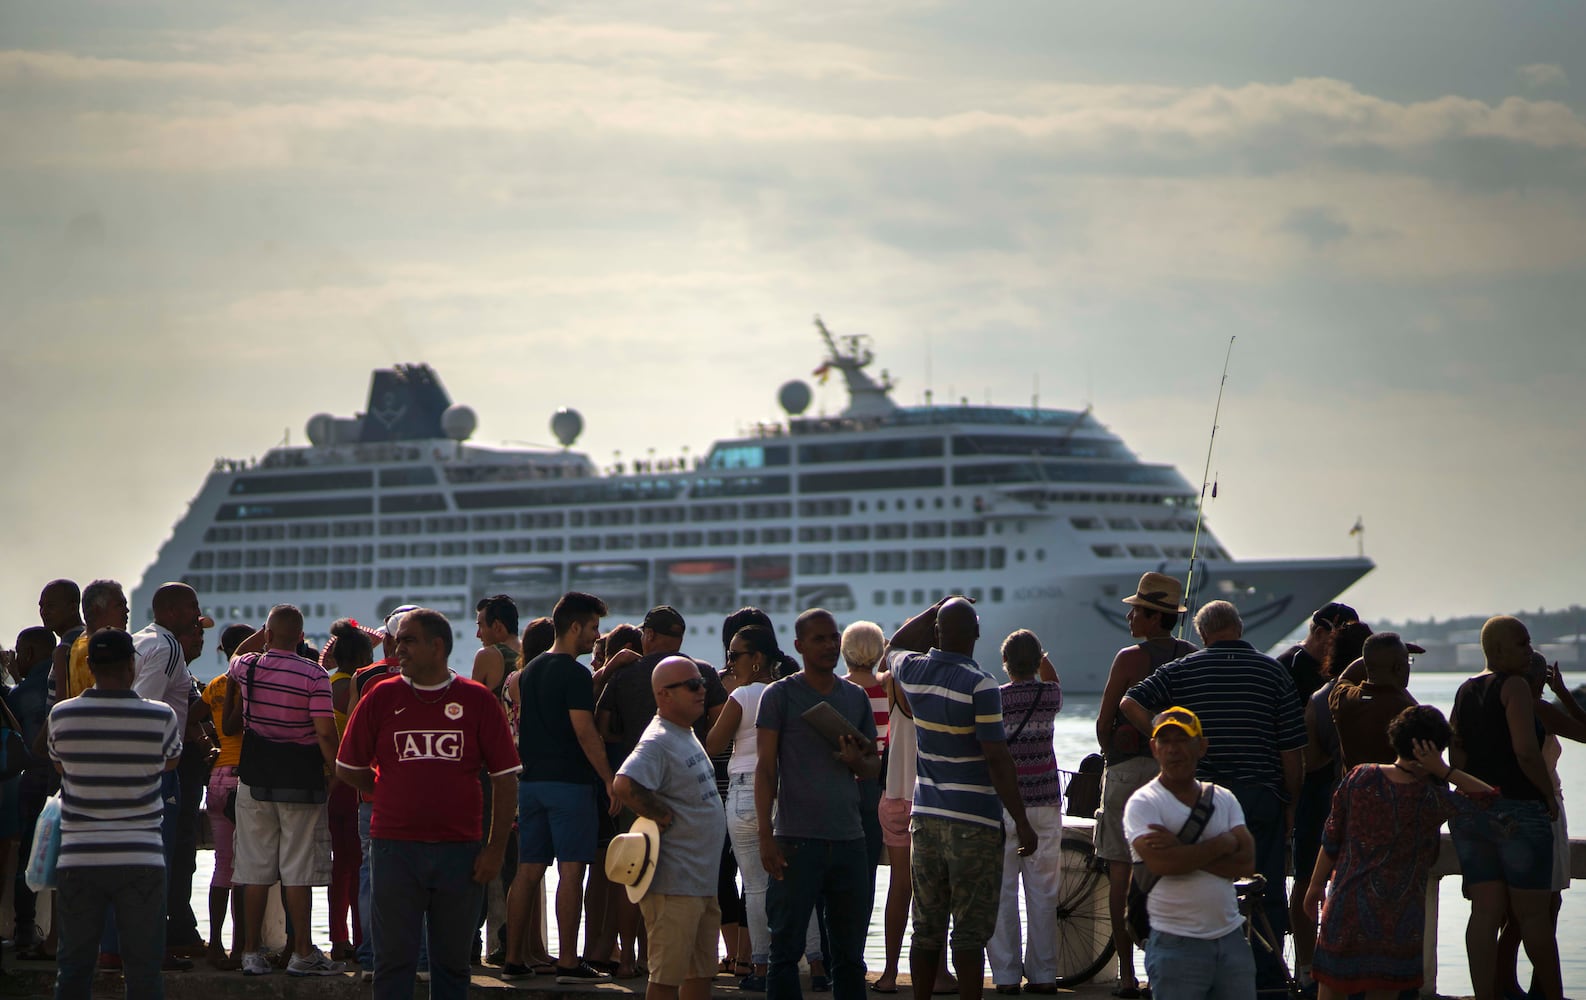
[1105, 636, 1197, 762]
[491, 643, 520, 729]
[863, 682, 889, 752]
[1452, 672, 1546, 802]
[883, 701, 918, 801]
[328, 667, 355, 738]
[727, 682, 767, 775]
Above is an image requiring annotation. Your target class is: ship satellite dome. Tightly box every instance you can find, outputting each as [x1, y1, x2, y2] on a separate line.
[778, 380, 813, 416]
[305, 413, 335, 446]
[441, 404, 478, 442]
[550, 408, 584, 447]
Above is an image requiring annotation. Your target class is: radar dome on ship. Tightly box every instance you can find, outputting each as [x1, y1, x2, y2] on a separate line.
[551, 408, 584, 448]
[441, 404, 477, 441]
[778, 380, 813, 415]
[305, 413, 335, 446]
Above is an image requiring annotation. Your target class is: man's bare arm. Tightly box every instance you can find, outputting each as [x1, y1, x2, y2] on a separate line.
[336, 763, 376, 794]
[569, 709, 615, 792]
[1202, 824, 1256, 878]
[613, 775, 674, 829]
[1119, 695, 1152, 735]
[1133, 826, 1244, 878]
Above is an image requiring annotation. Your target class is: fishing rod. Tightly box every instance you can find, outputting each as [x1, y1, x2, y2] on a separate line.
[1178, 336, 1236, 640]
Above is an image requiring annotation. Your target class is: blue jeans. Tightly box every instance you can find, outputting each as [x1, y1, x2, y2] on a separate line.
[358, 803, 429, 971]
[100, 770, 180, 956]
[371, 838, 483, 1000]
[1144, 928, 1256, 1000]
[765, 837, 873, 1000]
[56, 865, 166, 1000]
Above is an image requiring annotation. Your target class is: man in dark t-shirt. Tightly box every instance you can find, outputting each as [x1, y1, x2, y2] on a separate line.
[1275, 602, 1358, 702]
[595, 606, 727, 760]
[502, 592, 617, 984]
[1329, 632, 1418, 771]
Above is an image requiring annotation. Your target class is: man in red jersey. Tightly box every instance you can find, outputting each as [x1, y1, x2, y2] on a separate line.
[337, 608, 521, 1000]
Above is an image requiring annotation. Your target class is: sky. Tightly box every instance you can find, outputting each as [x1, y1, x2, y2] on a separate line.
[3, 1, 1585, 639]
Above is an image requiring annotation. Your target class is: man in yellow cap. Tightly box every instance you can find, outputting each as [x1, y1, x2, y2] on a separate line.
[1123, 708, 1255, 1000]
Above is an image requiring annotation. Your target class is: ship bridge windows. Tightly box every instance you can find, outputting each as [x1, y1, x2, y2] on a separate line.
[229, 470, 373, 495]
[797, 438, 943, 464]
[691, 475, 792, 499]
[217, 498, 373, 521]
[951, 434, 1130, 460]
[798, 499, 853, 517]
[381, 494, 447, 514]
[951, 462, 1184, 488]
[379, 467, 437, 487]
[705, 443, 790, 470]
[800, 468, 945, 494]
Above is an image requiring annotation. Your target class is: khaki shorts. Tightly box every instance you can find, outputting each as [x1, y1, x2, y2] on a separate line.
[232, 781, 332, 887]
[1095, 756, 1158, 862]
[639, 894, 721, 986]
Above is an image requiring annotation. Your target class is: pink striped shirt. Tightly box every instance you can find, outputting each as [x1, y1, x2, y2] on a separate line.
[228, 649, 333, 746]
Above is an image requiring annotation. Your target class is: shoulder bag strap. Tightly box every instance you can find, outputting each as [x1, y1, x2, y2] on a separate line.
[1006, 683, 1047, 744]
[1175, 781, 1218, 843]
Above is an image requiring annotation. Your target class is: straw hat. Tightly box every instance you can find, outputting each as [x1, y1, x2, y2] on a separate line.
[1121, 572, 1188, 615]
[604, 816, 661, 902]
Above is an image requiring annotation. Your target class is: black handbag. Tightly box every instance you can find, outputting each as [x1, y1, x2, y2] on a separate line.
[0, 698, 36, 781]
[236, 653, 327, 804]
[1126, 781, 1216, 945]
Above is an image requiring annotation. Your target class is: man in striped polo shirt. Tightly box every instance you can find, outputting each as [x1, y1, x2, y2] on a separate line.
[222, 604, 342, 977]
[887, 598, 1037, 1000]
[1120, 600, 1304, 993]
[49, 628, 183, 1000]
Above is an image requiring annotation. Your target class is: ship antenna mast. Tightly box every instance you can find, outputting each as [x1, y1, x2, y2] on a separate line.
[1179, 336, 1235, 639]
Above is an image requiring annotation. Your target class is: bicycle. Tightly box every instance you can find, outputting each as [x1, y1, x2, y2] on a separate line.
[1051, 762, 1116, 987]
[1236, 874, 1301, 1000]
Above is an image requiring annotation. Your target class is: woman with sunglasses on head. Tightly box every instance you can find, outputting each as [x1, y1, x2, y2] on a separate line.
[706, 625, 783, 991]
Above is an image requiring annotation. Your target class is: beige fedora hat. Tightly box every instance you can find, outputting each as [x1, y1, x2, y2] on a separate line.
[1121, 572, 1188, 615]
[604, 816, 661, 903]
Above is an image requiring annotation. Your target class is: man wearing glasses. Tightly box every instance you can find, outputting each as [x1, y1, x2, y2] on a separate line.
[614, 657, 728, 1000]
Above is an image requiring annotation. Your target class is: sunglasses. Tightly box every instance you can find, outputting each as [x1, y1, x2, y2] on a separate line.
[664, 677, 706, 692]
[725, 650, 757, 663]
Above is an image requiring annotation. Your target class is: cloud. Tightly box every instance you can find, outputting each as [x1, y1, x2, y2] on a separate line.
[1518, 63, 1567, 91]
[1277, 205, 1353, 249]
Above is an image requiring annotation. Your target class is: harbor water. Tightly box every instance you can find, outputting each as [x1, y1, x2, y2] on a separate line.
[188, 670, 1584, 994]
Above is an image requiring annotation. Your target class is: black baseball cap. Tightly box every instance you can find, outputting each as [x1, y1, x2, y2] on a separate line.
[641, 606, 686, 637]
[87, 628, 136, 666]
[1312, 603, 1359, 629]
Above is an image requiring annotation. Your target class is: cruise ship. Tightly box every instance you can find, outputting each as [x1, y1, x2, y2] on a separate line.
[132, 321, 1372, 691]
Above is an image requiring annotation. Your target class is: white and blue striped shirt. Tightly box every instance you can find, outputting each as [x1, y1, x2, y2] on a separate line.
[887, 648, 1006, 829]
[48, 689, 181, 869]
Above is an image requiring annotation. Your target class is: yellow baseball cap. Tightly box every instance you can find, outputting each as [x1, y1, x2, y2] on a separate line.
[1151, 706, 1204, 740]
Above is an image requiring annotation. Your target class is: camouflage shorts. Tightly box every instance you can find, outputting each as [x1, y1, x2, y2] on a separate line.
[909, 814, 1004, 951]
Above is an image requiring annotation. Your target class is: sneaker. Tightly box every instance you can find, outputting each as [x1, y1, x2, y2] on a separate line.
[241, 951, 271, 977]
[361, 969, 374, 983]
[555, 962, 613, 984]
[417, 970, 431, 983]
[287, 946, 347, 977]
[500, 963, 536, 980]
[740, 974, 768, 992]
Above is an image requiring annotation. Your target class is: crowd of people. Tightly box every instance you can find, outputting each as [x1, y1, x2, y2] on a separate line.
[1, 570, 1579, 1000]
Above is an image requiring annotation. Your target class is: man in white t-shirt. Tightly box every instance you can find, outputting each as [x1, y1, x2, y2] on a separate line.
[1123, 707, 1257, 1000]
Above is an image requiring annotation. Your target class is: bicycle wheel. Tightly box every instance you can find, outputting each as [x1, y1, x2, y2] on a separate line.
[1053, 836, 1116, 987]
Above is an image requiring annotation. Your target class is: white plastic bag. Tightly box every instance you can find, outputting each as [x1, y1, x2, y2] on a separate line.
[25, 793, 61, 891]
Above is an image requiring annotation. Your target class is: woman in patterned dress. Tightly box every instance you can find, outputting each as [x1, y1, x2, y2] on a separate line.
[1302, 706, 1495, 1000]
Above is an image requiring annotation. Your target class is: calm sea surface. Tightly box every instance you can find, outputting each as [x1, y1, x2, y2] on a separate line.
[190, 671, 1584, 994]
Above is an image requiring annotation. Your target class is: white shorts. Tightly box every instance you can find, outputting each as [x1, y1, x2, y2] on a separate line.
[231, 781, 332, 887]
